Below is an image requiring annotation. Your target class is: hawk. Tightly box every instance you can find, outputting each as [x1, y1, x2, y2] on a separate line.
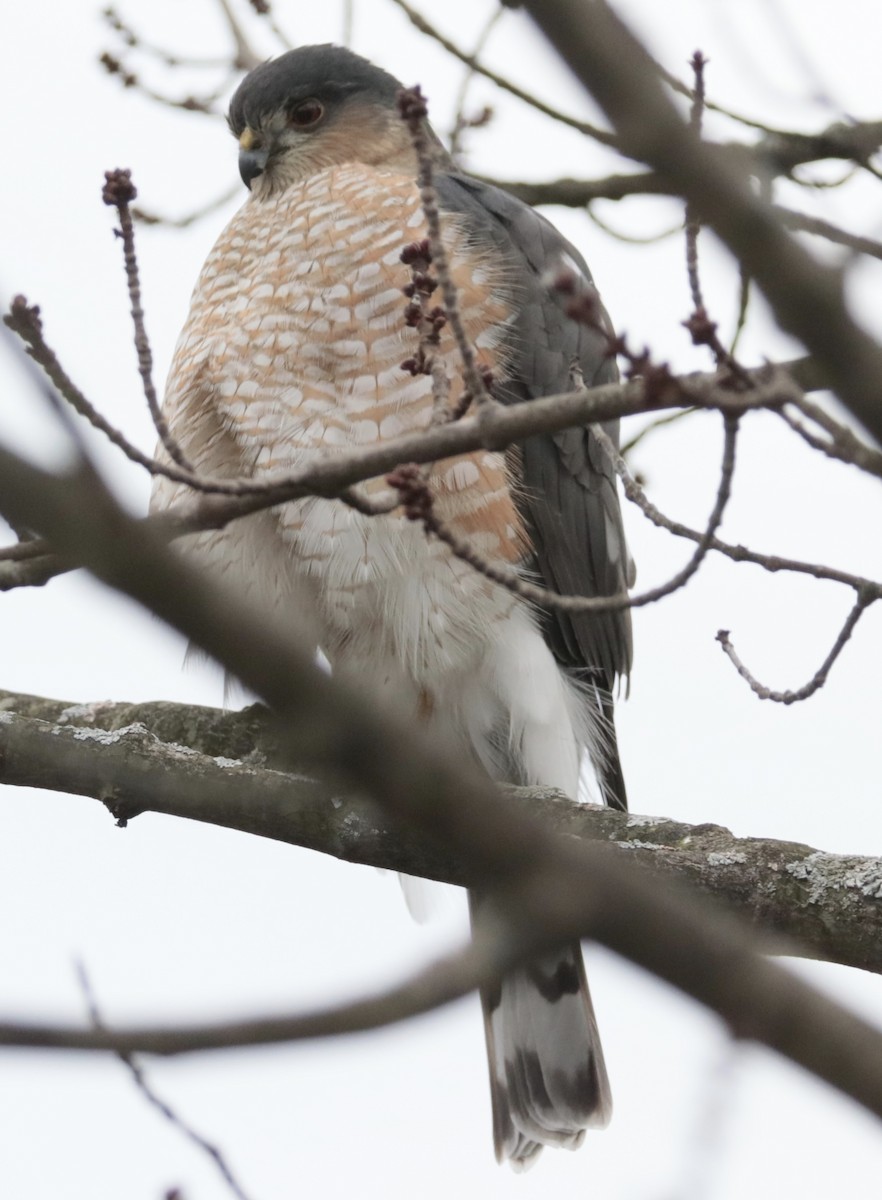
[151, 45, 632, 1169]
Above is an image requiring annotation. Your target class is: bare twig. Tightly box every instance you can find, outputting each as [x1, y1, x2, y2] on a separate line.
[389, 0, 617, 147]
[620, 408, 697, 456]
[684, 50, 708, 313]
[485, 171, 668, 206]
[133, 183, 240, 229]
[398, 87, 495, 410]
[730, 264, 751, 356]
[681, 52, 753, 380]
[0, 942, 494, 1055]
[98, 51, 235, 115]
[603, 408, 882, 597]
[389, 411, 739, 614]
[772, 205, 882, 262]
[75, 963, 253, 1200]
[716, 594, 872, 703]
[448, 6, 504, 160]
[101, 7, 232, 68]
[215, 0, 263, 70]
[244, 0, 295, 51]
[102, 170, 193, 470]
[4, 295, 183, 478]
[786, 392, 882, 479]
[586, 204, 682, 244]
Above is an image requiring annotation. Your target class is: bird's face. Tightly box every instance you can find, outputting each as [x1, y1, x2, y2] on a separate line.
[227, 47, 417, 199]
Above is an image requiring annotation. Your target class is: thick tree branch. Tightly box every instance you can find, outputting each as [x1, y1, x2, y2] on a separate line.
[2, 688, 882, 976]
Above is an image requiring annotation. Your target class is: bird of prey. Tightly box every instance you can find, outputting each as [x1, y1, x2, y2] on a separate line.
[151, 44, 632, 1169]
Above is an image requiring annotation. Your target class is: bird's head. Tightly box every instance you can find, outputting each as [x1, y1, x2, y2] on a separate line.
[227, 45, 434, 198]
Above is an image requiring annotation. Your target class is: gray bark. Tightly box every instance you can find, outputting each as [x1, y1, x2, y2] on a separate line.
[3, 686, 880, 975]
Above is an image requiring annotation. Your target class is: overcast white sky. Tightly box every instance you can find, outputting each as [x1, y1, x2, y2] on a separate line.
[2, 2, 882, 1198]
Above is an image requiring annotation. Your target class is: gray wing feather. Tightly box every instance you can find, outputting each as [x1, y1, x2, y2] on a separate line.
[435, 174, 633, 698]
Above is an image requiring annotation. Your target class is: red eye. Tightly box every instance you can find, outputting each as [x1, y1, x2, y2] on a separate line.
[288, 99, 324, 128]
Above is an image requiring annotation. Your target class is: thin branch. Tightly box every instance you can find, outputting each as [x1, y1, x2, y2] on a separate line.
[101, 170, 193, 471]
[1, 942, 493, 1055]
[98, 52, 235, 116]
[785, 392, 882, 479]
[388, 0, 617, 147]
[716, 594, 872, 703]
[681, 52, 753, 380]
[483, 171, 668, 206]
[606, 419, 882, 596]
[101, 6, 232, 69]
[772, 204, 882, 262]
[215, 0, 263, 70]
[4, 295, 180, 478]
[398, 88, 495, 410]
[684, 51, 708, 315]
[244, 0, 295, 52]
[76, 963, 253, 1200]
[620, 408, 697, 456]
[776, 404, 882, 479]
[752, 118, 882, 176]
[133, 183, 240, 229]
[730, 264, 751, 356]
[448, 6, 502, 158]
[586, 203, 681, 244]
[391, 411, 738, 615]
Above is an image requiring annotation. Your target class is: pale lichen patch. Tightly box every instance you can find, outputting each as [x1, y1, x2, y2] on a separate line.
[707, 851, 748, 867]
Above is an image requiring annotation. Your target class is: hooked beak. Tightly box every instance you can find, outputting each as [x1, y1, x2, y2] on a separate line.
[238, 145, 270, 189]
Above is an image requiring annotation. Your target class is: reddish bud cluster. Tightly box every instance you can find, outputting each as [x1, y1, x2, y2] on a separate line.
[400, 239, 433, 269]
[403, 302, 446, 333]
[400, 235, 446, 374]
[625, 356, 676, 407]
[387, 464, 434, 525]
[402, 272, 438, 299]
[102, 167, 137, 208]
[682, 307, 719, 347]
[552, 264, 678, 406]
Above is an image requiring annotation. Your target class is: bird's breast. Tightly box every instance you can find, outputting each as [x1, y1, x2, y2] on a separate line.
[162, 162, 530, 669]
